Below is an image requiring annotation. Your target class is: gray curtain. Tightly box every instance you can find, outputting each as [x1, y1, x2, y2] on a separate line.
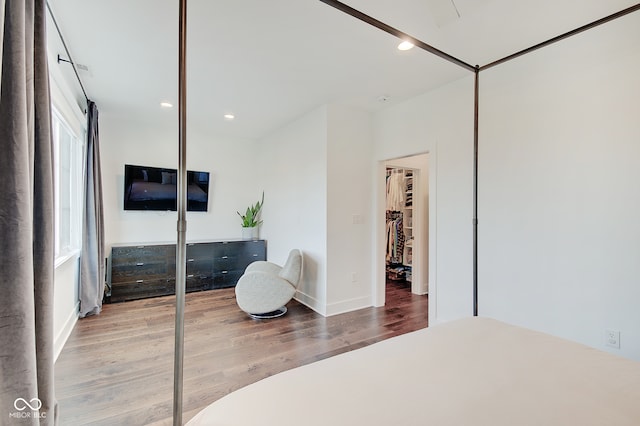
[0, 0, 57, 424]
[79, 101, 104, 317]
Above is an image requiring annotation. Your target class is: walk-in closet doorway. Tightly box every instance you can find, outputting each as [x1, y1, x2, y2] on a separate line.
[378, 152, 432, 316]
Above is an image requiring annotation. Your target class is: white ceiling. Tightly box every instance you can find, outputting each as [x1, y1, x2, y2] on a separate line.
[47, 0, 638, 140]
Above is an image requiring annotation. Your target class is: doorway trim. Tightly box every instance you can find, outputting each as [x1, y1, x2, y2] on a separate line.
[375, 150, 437, 325]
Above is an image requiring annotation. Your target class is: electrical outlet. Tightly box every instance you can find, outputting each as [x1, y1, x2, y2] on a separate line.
[605, 329, 620, 349]
[351, 272, 358, 283]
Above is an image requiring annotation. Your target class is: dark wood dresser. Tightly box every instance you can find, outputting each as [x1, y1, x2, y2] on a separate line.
[108, 239, 266, 303]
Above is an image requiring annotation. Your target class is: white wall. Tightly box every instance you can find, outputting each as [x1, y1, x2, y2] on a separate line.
[257, 104, 376, 316]
[257, 106, 329, 314]
[100, 111, 258, 248]
[53, 256, 80, 360]
[478, 13, 640, 360]
[326, 104, 373, 315]
[373, 76, 475, 324]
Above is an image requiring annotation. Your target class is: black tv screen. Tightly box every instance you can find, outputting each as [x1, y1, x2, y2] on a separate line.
[123, 164, 210, 211]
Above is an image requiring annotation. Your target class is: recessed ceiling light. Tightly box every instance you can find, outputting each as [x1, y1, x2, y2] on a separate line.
[397, 41, 415, 51]
[160, 101, 173, 108]
[224, 114, 235, 121]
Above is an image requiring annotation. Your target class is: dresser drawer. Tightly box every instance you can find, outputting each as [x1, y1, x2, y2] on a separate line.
[186, 258, 213, 276]
[211, 241, 247, 257]
[212, 270, 243, 289]
[237, 240, 267, 262]
[240, 252, 264, 268]
[110, 278, 173, 302]
[186, 243, 214, 259]
[213, 255, 243, 270]
[111, 260, 171, 284]
[112, 244, 174, 263]
[186, 274, 212, 292]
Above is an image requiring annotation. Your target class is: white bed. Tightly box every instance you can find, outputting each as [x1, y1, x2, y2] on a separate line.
[187, 317, 640, 426]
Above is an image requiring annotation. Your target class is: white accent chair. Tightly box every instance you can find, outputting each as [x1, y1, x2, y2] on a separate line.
[235, 249, 303, 319]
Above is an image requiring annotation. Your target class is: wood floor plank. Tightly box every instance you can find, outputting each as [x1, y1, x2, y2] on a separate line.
[55, 282, 427, 425]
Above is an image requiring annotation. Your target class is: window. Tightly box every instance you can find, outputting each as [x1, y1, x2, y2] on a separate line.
[52, 108, 84, 263]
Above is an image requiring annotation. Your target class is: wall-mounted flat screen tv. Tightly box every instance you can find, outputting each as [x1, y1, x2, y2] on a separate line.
[123, 164, 210, 211]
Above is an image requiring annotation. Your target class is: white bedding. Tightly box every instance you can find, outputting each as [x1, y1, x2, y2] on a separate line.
[187, 317, 640, 426]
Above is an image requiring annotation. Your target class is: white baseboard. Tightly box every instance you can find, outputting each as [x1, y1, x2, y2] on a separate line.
[294, 291, 326, 316]
[54, 302, 79, 362]
[295, 294, 378, 317]
[325, 296, 370, 317]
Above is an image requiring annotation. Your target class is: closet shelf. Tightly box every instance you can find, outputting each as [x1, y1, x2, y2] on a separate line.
[386, 166, 415, 281]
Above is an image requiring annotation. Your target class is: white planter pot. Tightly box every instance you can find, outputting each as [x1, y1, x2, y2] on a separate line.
[242, 226, 259, 240]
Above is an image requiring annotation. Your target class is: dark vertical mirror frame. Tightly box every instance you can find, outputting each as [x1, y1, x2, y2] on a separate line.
[173, 0, 188, 424]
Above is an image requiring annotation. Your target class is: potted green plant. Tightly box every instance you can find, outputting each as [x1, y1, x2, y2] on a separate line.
[238, 192, 264, 239]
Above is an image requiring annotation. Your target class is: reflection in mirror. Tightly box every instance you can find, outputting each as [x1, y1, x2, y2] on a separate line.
[47, 0, 464, 424]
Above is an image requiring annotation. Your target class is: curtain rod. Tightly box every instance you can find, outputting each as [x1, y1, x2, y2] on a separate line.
[45, 1, 90, 104]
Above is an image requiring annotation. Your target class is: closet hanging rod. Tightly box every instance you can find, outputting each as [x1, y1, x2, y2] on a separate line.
[46, 1, 90, 103]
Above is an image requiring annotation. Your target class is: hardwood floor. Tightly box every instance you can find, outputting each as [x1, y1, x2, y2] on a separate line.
[55, 281, 427, 425]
